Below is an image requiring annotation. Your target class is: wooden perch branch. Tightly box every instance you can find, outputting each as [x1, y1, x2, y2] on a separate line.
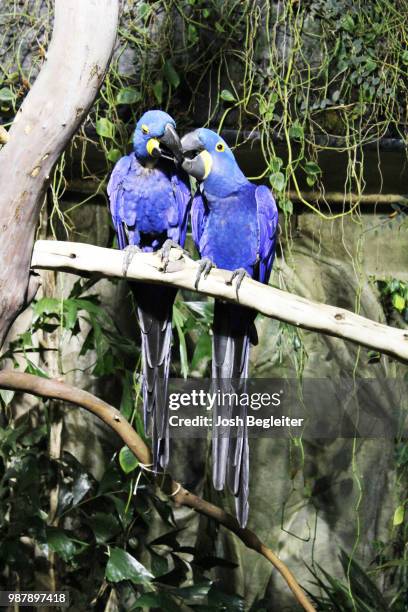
[0, 0, 119, 347]
[0, 370, 315, 612]
[31, 239, 408, 364]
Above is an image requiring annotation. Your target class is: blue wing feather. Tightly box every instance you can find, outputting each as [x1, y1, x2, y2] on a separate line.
[255, 185, 278, 284]
[107, 154, 134, 249]
[191, 188, 207, 254]
[168, 170, 192, 247]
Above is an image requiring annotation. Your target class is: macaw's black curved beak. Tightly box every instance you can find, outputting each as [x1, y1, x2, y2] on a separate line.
[181, 130, 208, 181]
[181, 155, 208, 181]
[158, 123, 183, 162]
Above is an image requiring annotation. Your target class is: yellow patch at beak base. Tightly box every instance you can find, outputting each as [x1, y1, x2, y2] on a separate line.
[200, 150, 213, 179]
[147, 138, 160, 156]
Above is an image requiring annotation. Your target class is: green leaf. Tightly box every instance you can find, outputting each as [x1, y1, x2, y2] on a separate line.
[187, 24, 198, 43]
[332, 89, 341, 103]
[220, 89, 236, 102]
[0, 87, 15, 102]
[392, 293, 405, 312]
[25, 360, 49, 378]
[63, 300, 78, 330]
[96, 118, 115, 139]
[87, 513, 121, 544]
[34, 297, 61, 317]
[148, 547, 169, 577]
[139, 3, 150, 19]
[280, 199, 293, 215]
[389, 279, 400, 293]
[269, 157, 283, 173]
[289, 122, 304, 139]
[46, 527, 78, 562]
[402, 50, 408, 65]
[163, 60, 180, 89]
[153, 80, 163, 104]
[191, 333, 212, 371]
[120, 371, 135, 420]
[134, 592, 179, 612]
[98, 464, 123, 495]
[393, 505, 404, 526]
[208, 585, 245, 610]
[341, 14, 355, 32]
[259, 97, 275, 119]
[364, 58, 377, 74]
[304, 161, 321, 175]
[108, 148, 122, 163]
[106, 547, 154, 584]
[119, 446, 139, 474]
[175, 581, 212, 602]
[269, 171, 285, 192]
[116, 87, 141, 105]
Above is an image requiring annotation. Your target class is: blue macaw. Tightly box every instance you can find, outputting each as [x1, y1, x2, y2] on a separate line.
[181, 128, 278, 526]
[107, 110, 191, 471]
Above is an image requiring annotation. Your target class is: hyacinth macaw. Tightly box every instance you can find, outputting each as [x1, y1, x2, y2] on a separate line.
[107, 110, 191, 471]
[181, 128, 278, 526]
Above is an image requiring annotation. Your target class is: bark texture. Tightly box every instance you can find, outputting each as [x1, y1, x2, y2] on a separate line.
[0, 0, 119, 347]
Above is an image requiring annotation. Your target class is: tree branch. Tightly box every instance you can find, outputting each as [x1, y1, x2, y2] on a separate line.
[0, 0, 119, 347]
[31, 239, 408, 364]
[0, 370, 315, 612]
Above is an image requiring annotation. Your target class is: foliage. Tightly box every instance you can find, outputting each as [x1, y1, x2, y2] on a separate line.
[0, 410, 245, 610]
[307, 548, 407, 611]
[377, 278, 408, 324]
[1, 0, 407, 218]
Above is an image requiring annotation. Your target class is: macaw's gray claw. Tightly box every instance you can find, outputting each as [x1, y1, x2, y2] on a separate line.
[122, 245, 142, 277]
[159, 239, 187, 271]
[195, 257, 215, 289]
[226, 267, 249, 300]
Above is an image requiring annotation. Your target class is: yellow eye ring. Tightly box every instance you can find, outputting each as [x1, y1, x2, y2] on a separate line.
[141, 124, 149, 135]
[215, 142, 225, 152]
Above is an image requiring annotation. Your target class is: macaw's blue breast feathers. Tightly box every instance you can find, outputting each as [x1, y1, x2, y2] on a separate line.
[107, 153, 190, 251]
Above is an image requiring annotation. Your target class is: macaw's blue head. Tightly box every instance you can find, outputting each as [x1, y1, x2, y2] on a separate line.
[181, 128, 247, 196]
[132, 110, 183, 163]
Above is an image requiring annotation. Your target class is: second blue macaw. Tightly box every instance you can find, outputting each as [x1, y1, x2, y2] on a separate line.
[181, 128, 278, 526]
[108, 110, 191, 471]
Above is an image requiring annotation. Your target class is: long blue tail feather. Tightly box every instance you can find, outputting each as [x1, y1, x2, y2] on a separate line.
[212, 301, 256, 527]
[131, 283, 176, 471]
